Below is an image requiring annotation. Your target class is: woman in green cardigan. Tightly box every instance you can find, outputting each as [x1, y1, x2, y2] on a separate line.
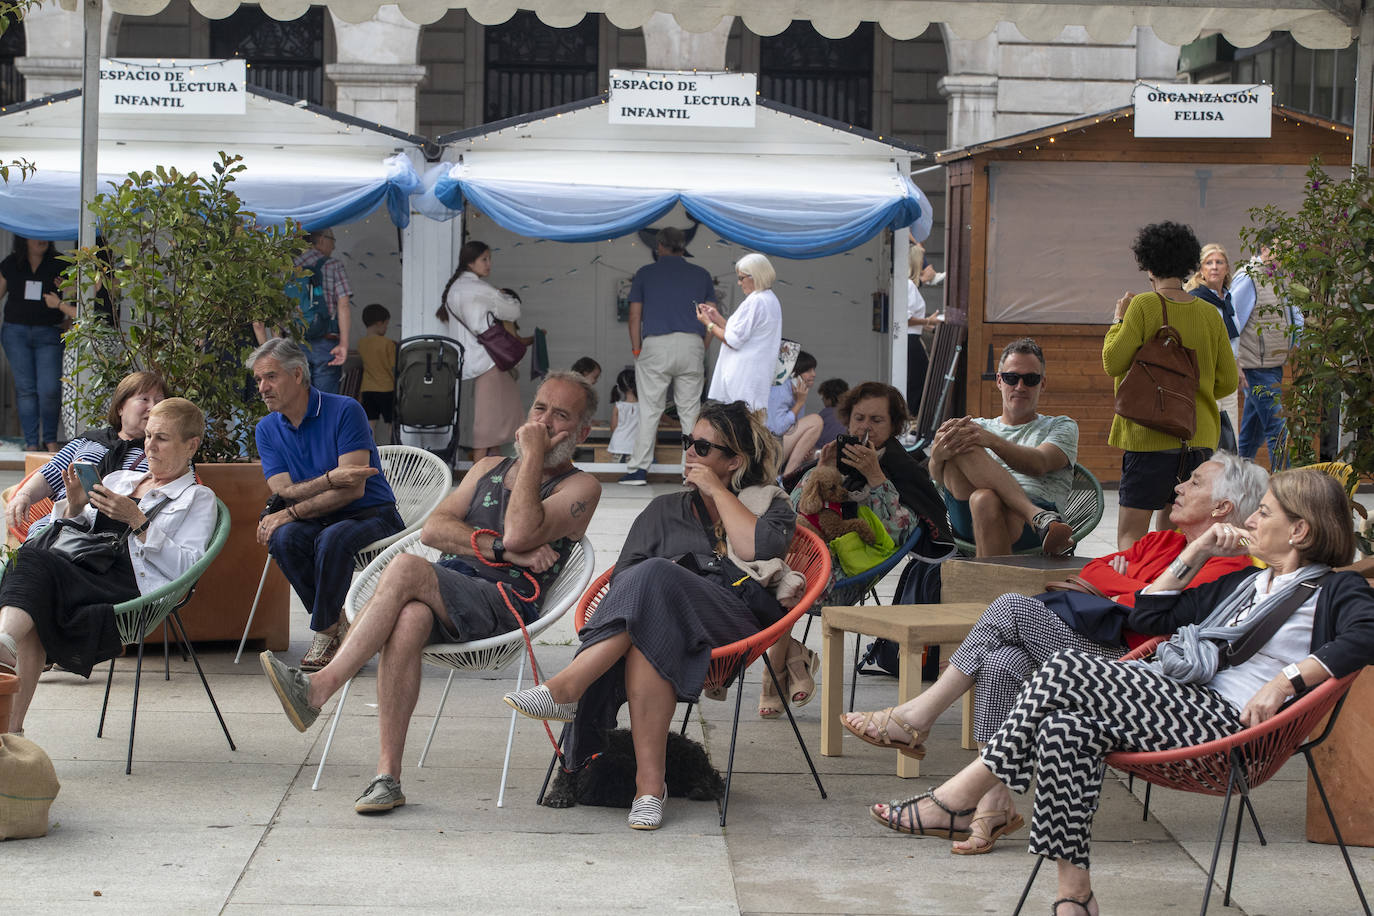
[1104, 221, 1238, 552]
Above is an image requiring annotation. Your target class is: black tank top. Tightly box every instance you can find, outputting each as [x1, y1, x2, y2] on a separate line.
[462, 457, 581, 608]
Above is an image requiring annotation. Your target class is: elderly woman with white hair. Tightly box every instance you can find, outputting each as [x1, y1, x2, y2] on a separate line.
[698, 253, 783, 411]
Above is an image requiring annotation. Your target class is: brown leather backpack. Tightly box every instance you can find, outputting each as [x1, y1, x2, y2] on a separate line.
[1113, 293, 1199, 440]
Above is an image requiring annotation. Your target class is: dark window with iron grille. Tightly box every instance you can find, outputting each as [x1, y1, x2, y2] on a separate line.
[483, 11, 598, 123]
[1189, 32, 1355, 126]
[210, 6, 323, 104]
[0, 21, 24, 107]
[760, 21, 873, 128]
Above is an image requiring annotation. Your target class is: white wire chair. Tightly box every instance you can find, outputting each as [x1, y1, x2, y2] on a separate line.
[311, 532, 595, 807]
[233, 445, 452, 663]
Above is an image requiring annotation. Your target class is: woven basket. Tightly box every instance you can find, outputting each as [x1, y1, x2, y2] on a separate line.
[0, 733, 60, 839]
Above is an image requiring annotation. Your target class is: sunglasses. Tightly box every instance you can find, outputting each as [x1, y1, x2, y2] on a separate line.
[682, 434, 737, 458]
[998, 371, 1043, 387]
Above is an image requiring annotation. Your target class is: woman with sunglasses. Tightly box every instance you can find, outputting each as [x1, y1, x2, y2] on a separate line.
[698, 253, 783, 411]
[1105, 221, 1238, 551]
[504, 401, 797, 830]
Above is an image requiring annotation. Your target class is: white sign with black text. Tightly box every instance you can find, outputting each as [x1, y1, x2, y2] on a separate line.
[609, 70, 757, 128]
[100, 59, 247, 115]
[1133, 83, 1272, 138]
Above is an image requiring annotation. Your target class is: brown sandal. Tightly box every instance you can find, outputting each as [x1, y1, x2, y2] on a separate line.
[785, 641, 819, 707]
[950, 805, 1024, 855]
[870, 790, 974, 839]
[840, 707, 927, 760]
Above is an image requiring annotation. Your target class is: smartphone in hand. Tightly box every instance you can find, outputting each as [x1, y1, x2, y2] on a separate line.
[74, 462, 101, 494]
[835, 434, 862, 478]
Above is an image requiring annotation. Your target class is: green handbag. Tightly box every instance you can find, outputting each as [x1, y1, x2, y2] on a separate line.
[829, 505, 897, 577]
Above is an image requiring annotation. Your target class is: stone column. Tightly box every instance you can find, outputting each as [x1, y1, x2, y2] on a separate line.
[641, 11, 732, 70]
[937, 74, 998, 149]
[14, 1, 116, 99]
[325, 7, 426, 134]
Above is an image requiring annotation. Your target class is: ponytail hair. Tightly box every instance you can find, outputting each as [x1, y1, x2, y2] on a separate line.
[435, 240, 492, 323]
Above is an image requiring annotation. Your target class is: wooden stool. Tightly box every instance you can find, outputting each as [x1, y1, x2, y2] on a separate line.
[820, 602, 988, 777]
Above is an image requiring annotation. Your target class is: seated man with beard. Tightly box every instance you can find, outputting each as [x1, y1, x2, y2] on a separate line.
[259, 370, 602, 814]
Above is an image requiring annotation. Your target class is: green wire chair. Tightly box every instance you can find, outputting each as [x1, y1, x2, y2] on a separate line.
[95, 497, 235, 774]
[948, 463, 1105, 557]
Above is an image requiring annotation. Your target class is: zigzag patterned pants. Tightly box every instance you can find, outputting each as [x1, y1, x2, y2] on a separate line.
[947, 593, 1122, 742]
[980, 649, 1244, 869]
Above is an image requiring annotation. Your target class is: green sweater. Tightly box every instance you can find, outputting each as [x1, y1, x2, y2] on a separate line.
[1103, 292, 1239, 451]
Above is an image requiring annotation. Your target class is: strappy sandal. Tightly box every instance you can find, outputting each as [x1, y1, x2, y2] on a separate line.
[1051, 891, 1094, 915]
[758, 665, 785, 718]
[870, 790, 975, 839]
[951, 805, 1025, 855]
[840, 707, 927, 760]
[785, 641, 820, 707]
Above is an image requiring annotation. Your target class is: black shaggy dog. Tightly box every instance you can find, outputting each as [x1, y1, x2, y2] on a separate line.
[542, 728, 725, 809]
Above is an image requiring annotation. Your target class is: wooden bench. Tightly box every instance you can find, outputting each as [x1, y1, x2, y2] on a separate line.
[820, 601, 989, 777]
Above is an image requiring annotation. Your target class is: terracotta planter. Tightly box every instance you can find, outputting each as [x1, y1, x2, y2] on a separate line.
[0, 672, 17, 735]
[149, 462, 290, 652]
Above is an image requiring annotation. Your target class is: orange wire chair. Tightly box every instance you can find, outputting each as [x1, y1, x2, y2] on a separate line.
[538, 526, 832, 826]
[5, 468, 54, 543]
[1014, 635, 1370, 916]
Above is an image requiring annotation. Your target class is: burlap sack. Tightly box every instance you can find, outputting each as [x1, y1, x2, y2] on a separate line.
[0, 734, 60, 839]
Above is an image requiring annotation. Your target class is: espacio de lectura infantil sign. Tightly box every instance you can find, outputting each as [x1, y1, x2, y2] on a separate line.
[609, 70, 758, 128]
[1132, 83, 1273, 138]
[99, 59, 247, 116]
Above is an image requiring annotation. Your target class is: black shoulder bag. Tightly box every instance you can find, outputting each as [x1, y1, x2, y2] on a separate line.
[674, 492, 786, 628]
[27, 492, 180, 575]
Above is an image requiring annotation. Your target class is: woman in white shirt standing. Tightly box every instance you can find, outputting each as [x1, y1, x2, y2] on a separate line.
[436, 241, 523, 459]
[699, 253, 783, 412]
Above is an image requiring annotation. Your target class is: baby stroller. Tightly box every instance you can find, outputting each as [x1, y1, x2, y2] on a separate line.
[392, 335, 465, 464]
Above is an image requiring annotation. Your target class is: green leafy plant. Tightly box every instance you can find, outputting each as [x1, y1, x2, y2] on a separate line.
[0, 0, 39, 183]
[1243, 158, 1374, 474]
[62, 152, 308, 462]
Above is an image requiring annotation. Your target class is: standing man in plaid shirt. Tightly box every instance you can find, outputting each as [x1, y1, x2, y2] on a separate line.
[258, 229, 354, 394]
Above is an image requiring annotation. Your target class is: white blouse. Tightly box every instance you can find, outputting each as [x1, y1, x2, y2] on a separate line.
[707, 288, 783, 411]
[54, 468, 218, 595]
[443, 271, 523, 379]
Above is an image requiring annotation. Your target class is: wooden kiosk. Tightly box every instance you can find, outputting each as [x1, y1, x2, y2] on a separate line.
[936, 104, 1351, 485]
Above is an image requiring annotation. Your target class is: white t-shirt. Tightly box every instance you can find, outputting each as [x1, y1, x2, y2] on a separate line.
[907, 278, 926, 336]
[1207, 567, 1324, 712]
[443, 271, 522, 379]
[707, 289, 783, 411]
[972, 414, 1078, 509]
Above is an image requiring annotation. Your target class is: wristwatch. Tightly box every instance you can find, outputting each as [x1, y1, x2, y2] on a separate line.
[1282, 662, 1308, 695]
[491, 537, 505, 563]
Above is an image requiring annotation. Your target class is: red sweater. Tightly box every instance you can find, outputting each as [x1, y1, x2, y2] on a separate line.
[1079, 529, 1254, 608]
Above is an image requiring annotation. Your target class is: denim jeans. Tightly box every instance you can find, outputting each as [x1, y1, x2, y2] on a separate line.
[1238, 365, 1286, 461]
[2, 322, 65, 447]
[268, 505, 404, 631]
[307, 336, 341, 394]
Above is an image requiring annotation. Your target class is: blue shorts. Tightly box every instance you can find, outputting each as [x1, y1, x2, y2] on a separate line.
[944, 490, 1057, 551]
[1118, 448, 1212, 511]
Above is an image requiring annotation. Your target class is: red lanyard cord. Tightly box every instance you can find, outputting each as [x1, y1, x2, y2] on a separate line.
[468, 528, 562, 756]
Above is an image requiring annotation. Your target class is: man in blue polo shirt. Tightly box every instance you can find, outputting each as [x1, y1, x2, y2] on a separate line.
[619, 226, 716, 485]
[249, 337, 404, 670]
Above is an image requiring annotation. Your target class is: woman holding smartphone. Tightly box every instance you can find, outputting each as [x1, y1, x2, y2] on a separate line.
[767, 382, 949, 717]
[698, 253, 783, 411]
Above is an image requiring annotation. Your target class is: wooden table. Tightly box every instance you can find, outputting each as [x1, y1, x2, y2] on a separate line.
[820, 602, 988, 777]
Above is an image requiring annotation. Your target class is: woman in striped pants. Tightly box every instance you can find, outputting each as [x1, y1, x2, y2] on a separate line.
[869, 469, 1374, 915]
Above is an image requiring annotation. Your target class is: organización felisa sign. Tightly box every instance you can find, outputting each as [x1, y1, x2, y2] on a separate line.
[609, 70, 757, 128]
[99, 59, 247, 115]
[1132, 83, 1273, 138]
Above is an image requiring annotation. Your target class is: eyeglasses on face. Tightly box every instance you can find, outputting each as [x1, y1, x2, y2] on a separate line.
[682, 434, 737, 458]
[998, 371, 1042, 388]
[736, 273, 750, 282]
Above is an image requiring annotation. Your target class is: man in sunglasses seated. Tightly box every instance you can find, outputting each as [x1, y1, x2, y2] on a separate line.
[259, 370, 602, 815]
[929, 337, 1078, 556]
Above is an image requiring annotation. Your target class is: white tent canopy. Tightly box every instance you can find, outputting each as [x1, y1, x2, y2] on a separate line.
[53, 0, 1359, 48]
[0, 88, 426, 238]
[423, 99, 933, 258]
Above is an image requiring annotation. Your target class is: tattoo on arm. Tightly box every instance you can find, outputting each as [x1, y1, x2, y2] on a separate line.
[570, 500, 588, 519]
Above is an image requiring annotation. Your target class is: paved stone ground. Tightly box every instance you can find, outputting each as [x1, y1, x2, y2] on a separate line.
[5, 472, 1373, 915]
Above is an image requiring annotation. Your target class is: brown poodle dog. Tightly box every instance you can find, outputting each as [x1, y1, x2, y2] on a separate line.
[796, 465, 875, 545]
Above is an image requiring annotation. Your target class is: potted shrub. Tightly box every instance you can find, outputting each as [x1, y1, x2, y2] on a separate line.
[62, 152, 308, 649]
[1243, 159, 1374, 477]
